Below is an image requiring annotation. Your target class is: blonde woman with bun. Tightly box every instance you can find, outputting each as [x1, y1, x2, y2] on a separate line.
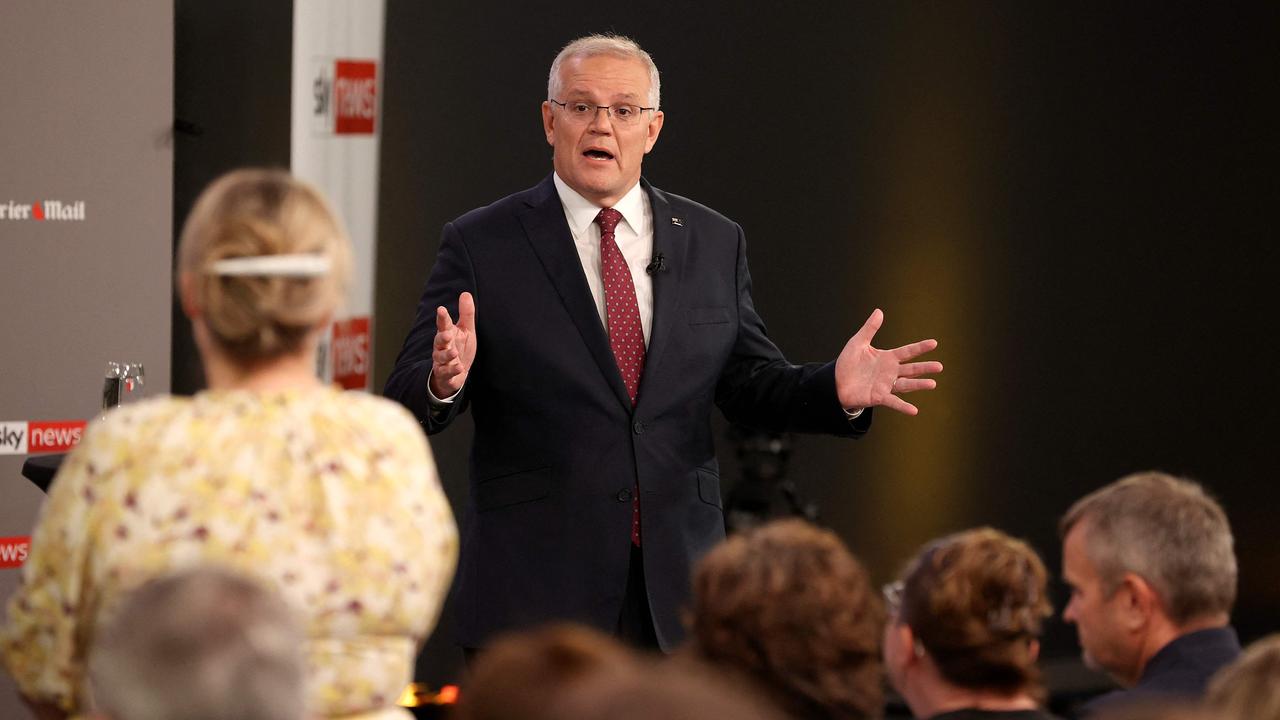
[1, 169, 458, 720]
[883, 528, 1061, 720]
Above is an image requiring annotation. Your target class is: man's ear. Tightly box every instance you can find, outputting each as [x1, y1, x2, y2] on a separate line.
[541, 101, 556, 146]
[1116, 573, 1159, 631]
[644, 110, 664, 154]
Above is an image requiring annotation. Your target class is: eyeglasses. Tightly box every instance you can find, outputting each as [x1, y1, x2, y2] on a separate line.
[883, 581, 904, 618]
[548, 99, 656, 127]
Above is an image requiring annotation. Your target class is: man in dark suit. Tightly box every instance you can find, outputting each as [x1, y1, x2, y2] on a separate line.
[385, 34, 942, 651]
[1060, 472, 1242, 717]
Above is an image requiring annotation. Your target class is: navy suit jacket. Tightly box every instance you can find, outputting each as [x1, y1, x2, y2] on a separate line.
[1079, 626, 1242, 717]
[385, 175, 869, 649]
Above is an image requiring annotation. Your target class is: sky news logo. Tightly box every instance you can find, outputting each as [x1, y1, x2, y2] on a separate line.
[332, 316, 370, 390]
[0, 537, 31, 569]
[0, 199, 86, 222]
[311, 58, 378, 135]
[0, 419, 87, 455]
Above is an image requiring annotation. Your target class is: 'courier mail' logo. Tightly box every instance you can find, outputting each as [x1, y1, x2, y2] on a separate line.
[311, 58, 378, 135]
[0, 199, 87, 222]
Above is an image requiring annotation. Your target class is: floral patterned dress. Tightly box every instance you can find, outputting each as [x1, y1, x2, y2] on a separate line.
[1, 388, 458, 719]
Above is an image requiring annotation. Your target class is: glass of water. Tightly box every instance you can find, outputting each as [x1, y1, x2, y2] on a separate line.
[102, 361, 146, 414]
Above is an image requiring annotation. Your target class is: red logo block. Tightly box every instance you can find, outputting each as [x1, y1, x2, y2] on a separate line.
[0, 536, 30, 569]
[332, 316, 371, 390]
[334, 60, 377, 135]
[27, 420, 86, 454]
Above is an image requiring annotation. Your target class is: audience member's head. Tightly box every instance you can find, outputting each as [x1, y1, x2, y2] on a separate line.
[1059, 472, 1236, 688]
[687, 518, 883, 720]
[88, 567, 304, 720]
[453, 623, 641, 720]
[1206, 633, 1280, 720]
[883, 527, 1052, 718]
[553, 659, 787, 720]
[177, 168, 351, 364]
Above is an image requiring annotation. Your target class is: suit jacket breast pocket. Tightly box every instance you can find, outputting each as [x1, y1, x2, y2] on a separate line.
[696, 468, 722, 508]
[686, 307, 730, 326]
[475, 467, 551, 512]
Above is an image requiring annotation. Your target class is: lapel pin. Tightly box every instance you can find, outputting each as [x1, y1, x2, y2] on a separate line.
[670, 216, 684, 227]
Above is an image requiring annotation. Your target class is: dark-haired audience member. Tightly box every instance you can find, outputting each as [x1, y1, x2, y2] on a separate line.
[1059, 472, 1240, 716]
[0, 169, 458, 720]
[88, 568, 304, 720]
[452, 624, 642, 720]
[1205, 633, 1280, 720]
[687, 519, 883, 720]
[883, 527, 1060, 720]
[553, 659, 788, 720]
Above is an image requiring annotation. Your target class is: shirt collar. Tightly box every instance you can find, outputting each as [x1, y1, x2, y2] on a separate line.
[552, 173, 648, 236]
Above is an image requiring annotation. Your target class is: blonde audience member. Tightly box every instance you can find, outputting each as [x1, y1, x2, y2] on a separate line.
[1, 169, 458, 720]
[883, 527, 1060, 720]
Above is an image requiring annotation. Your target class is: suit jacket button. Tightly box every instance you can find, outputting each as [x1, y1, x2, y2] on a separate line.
[616, 488, 633, 502]
[632, 421, 646, 435]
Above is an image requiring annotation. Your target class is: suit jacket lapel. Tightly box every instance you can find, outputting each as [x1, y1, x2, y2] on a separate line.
[517, 176, 632, 411]
[637, 180, 686, 405]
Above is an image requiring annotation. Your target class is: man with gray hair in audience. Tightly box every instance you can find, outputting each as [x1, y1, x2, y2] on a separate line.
[1059, 471, 1241, 717]
[87, 567, 305, 720]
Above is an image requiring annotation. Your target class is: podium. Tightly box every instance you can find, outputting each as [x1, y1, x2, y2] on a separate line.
[21, 454, 64, 493]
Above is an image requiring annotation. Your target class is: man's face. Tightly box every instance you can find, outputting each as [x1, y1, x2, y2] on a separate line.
[541, 54, 664, 207]
[1062, 521, 1143, 685]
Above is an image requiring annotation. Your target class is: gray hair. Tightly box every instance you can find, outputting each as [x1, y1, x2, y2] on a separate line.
[548, 34, 661, 109]
[1059, 471, 1236, 624]
[89, 567, 305, 720]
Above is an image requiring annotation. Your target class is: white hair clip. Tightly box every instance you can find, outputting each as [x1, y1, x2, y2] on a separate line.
[208, 254, 331, 278]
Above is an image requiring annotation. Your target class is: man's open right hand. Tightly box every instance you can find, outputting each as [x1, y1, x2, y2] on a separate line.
[429, 291, 477, 399]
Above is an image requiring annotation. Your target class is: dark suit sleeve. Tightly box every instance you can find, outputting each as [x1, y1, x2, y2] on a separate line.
[384, 221, 476, 435]
[713, 224, 871, 437]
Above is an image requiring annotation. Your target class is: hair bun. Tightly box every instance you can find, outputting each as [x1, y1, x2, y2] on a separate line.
[178, 169, 352, 363]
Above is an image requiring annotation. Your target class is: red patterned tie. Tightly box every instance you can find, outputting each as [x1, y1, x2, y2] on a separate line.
[596, 207, 645, 546]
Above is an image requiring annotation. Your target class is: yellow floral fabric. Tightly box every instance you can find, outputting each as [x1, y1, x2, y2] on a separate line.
[1, 388, 458, 720]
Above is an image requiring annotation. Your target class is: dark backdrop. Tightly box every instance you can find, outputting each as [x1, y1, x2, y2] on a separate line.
[170, 0, 1280, 693]
[373, 0, 1278, 687]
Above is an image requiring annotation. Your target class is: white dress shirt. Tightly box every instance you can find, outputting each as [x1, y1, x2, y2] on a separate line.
[428, 176, 656, 404]
[552, 173, 654, 345]
[430, 176, 865, 417]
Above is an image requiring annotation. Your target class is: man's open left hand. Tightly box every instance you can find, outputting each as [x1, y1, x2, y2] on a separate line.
[834, 308, 943, 416]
